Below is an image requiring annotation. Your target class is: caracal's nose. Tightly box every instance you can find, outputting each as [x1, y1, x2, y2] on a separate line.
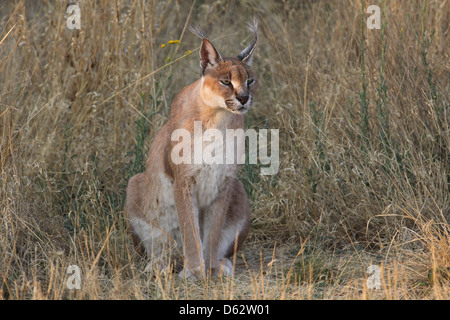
[236, 94, 249, 105]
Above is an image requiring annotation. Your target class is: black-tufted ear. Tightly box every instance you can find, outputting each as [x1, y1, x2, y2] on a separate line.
[188, 25, 223, 74]
[237, 19, 258, 65]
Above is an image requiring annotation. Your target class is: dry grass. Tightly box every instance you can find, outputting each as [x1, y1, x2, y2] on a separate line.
[0, 0, 449, 299]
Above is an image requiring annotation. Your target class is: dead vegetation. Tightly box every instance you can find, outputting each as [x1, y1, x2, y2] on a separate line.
[0, 0, 448, 299]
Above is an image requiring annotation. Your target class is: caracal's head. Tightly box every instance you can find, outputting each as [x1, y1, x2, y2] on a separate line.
[189, 20, 258, 115]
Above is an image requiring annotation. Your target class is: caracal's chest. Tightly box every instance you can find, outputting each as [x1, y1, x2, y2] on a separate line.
[192, 163, 235, 209]
[191, 127, 236, 208]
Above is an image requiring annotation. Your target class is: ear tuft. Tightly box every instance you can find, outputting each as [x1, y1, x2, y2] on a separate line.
[237, 19, 258, 65]
[188, 24, 207, 40]
[189, 24, 223, 74]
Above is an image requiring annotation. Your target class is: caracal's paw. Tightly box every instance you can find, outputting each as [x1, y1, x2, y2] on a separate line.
[144, 261, 173, 276]
[178, 264, 206, 280]
[218, 258, 233, 277]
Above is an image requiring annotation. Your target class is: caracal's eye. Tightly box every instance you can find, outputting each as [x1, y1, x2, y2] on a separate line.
[247, 79, 255, 86]
[220, 79, 231, 86]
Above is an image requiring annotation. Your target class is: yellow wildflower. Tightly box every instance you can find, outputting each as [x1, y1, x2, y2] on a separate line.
[161, 43, 166, 48]
[168, 40, 180, 45]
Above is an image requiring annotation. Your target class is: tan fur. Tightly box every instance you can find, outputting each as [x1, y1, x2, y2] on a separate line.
[126, 23, 258, 278]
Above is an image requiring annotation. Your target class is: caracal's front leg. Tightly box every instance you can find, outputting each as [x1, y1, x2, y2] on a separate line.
[174, 179, 205, 279]
[202, 185, 231, 276]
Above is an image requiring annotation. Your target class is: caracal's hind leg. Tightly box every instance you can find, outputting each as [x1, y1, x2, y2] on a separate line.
[216, 178, 251, 276]
[126, 173, 176, 274]
[129, 214, 180, 275]
[126, 173, 148, 257]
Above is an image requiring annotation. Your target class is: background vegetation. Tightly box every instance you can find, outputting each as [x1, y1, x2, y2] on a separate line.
[0, 0, 448, 299]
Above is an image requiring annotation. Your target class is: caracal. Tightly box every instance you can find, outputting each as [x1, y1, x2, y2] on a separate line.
[126, 21, 258, 279]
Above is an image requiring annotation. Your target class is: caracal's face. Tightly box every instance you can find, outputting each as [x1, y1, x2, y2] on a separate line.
[201, 58, 257, 115]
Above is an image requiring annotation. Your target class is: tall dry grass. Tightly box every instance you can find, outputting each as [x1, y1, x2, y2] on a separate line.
[0, 0, 448, 299]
